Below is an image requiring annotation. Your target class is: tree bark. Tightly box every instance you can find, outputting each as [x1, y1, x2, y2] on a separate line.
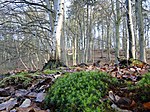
[53, 0, 64, 60]
[126, 0, 136, 59]
[85, 4, 90, 63]
[106, 17, 111, 61]
[135, 0, 146, 62]
[115, 0, 121, 62]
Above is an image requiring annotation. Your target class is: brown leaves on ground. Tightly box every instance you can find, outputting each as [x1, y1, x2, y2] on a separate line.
[143, 102, 150, 110]
[0, 72, 60, 112]
[74, 59, 150, 111]
[0, 58, 149, 111]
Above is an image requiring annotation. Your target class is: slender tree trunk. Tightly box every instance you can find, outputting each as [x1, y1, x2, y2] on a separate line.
[97, 25, 100, 49]
[85, 4, 90, 63]
[15, 41, 28, 70]
[135, 0, 146, 62]
[72, 36, 77, 65]
[61, 5, 67, 64]
[83, 10, 86, 63]
[106, 17, 111, 61]
[115, 0, 121, 62]
[78, 20, 83, 63]
[122, 17, 127, 56]
[45, 0, 54, 33]
[46, 0, 55, 57]
[126, 0, 136, 59]
[89, 7, 92, 61]
[101, 21, 104, 57]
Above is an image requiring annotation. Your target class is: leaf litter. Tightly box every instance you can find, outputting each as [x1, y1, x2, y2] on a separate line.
[0, 58, 149, 111]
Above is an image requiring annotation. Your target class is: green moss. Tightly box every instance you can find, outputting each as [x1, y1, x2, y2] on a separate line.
[128, 73, 150, 102]
[45, 71, 118, 112]
[43, 69, 60, 74]
[137, 72, 150, 86]
[0, 74, 32, 88]
[135, 73, 150, 101]
[16, 71, 28, 76]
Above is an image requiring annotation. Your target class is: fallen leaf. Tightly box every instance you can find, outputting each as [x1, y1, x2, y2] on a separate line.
[17, 103, 47, 112]
[26, 92, 37, 98]
[15, 89, 28, 97]
[111, 104, 132, 112]
[19, 98, 31, 108]
[0, 98, 17, 111]
[35, 92, 46, 103]
[0, 96, 11, 103]
[109, 91, 136, 109]
[143, 102, 150, 110]
[74, 67, 84, 71]
[0, 88, 10, 97]
[10, 108, 17, 112]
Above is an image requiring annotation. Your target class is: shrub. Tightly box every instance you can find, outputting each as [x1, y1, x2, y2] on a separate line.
[45, 71, 118, 112]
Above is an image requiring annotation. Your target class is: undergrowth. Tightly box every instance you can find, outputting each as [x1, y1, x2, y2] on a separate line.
[45, 71, 118, 112]
[43, 69, 60, 74]
[130, 72, 150, 102]
[0, 72, 32, 88]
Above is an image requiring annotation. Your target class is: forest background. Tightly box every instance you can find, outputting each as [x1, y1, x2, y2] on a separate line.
[0, 0, 150, 73]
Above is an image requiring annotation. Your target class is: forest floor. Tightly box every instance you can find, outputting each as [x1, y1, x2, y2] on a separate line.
[0, 57, 150, 112]
[0, 49, 150, 111]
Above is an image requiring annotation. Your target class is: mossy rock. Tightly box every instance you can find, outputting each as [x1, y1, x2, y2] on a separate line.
[45, 71, 118, 112]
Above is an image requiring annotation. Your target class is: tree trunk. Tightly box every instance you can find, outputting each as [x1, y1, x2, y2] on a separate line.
[126, 0, 136, 59]
[122, 17, 127, 57]
[101, 21, 104, 57]
[135, 0, 146, 62]
[72, 36, 77, 65]
[61, 5, 68, 65]
[106, 17, 111, 61]
[53, 0, 64, 60]
[115, 0, 121, 62]
[85, 4, 90, 63]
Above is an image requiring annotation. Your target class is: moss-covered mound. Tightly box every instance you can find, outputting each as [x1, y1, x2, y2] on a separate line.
[0, 72, 32, 88]
[45, 71, 118, 112]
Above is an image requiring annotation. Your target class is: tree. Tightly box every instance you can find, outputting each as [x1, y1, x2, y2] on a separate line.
[53, 0, 65, 60]
[115, 0, 121, 61]
[126, 0, 136, 59]
[135, 0, 146, 62]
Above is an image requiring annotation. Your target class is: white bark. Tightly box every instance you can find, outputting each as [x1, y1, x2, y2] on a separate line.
[53, 0, 64, 60]
[126, 0, 136, 59]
